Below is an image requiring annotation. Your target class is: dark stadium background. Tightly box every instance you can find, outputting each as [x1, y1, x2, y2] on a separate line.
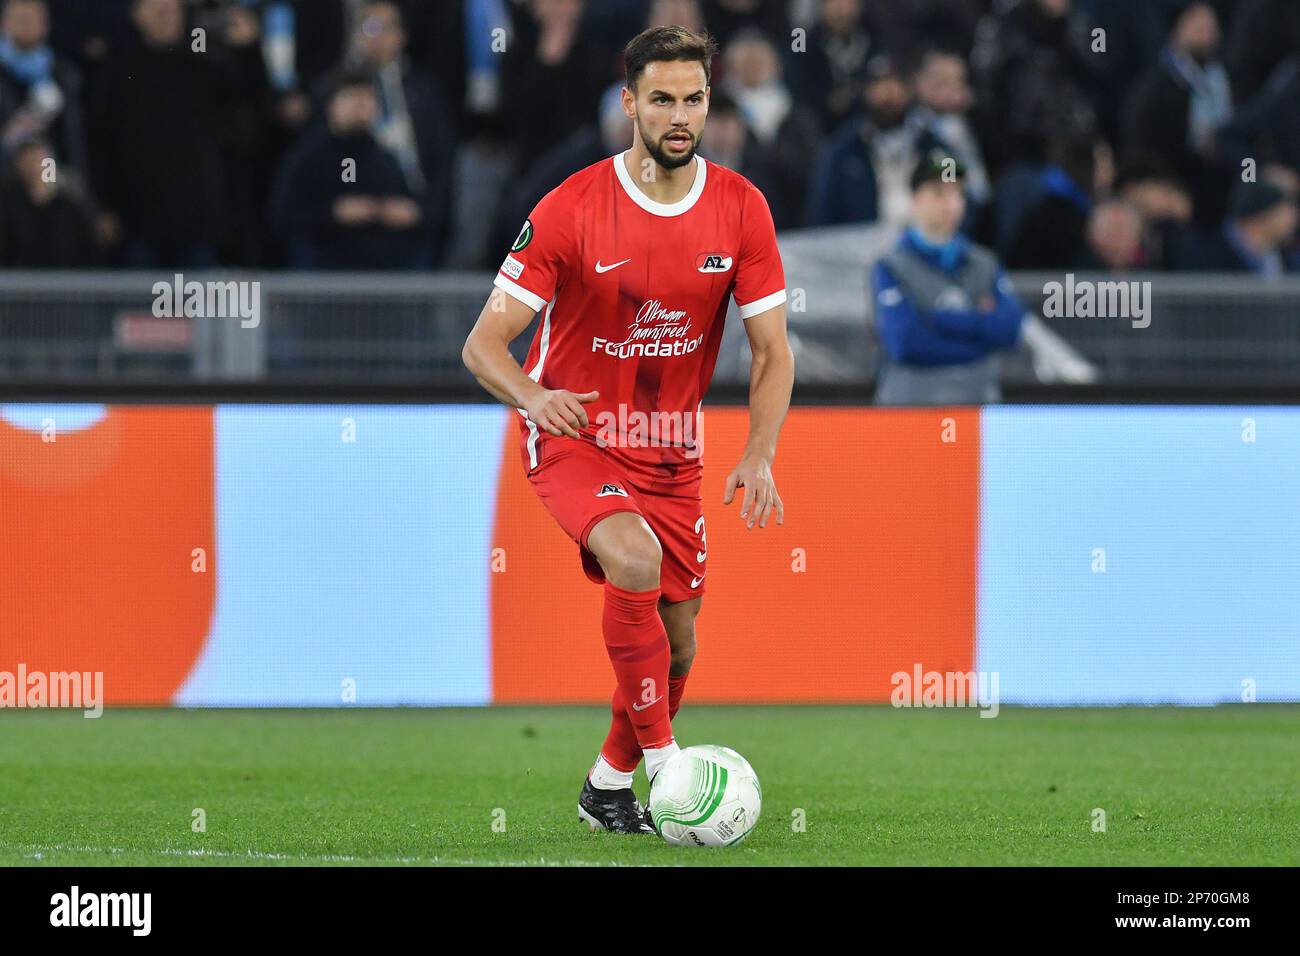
[1, 0, 1296, 388]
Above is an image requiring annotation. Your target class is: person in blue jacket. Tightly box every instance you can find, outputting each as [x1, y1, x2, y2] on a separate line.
[872, 150, 1026, 405]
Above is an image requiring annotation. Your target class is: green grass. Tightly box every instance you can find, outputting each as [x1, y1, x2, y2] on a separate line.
[0, 706, 1297, 866]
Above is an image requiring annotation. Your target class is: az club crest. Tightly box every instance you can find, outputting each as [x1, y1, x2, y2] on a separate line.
[697, 253, 733, 273]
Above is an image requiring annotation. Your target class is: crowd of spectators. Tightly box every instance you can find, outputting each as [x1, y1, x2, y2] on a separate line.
[0, 0, 1296, 274]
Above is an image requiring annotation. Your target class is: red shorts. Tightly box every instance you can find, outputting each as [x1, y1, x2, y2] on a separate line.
[525, 436, 707, 603]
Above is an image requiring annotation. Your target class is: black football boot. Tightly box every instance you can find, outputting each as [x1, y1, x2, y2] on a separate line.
[578, 778, 656, 834]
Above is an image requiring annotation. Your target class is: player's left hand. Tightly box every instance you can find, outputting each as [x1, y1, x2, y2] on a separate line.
[723, 454, 784, 530]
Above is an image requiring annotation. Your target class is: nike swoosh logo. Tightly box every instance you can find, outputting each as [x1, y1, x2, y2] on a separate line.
[631, 696, 663, 712]
[595, 258, 631, 274]
[690, 574, 705, 588]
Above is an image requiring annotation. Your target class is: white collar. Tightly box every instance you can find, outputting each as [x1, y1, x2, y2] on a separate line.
[613, 149, 707, 216]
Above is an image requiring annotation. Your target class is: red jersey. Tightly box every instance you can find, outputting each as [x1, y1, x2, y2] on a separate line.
[494, 150, 786, 472]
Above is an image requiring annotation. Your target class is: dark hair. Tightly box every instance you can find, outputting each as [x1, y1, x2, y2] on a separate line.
[329, 67, 377, 98]
[1114, 157, 1186, 193]
[624, 25, 717, 91]
[706, 89, 739, 117]
[1045, 133, 1097, 194]
[911, 45, 965, 77]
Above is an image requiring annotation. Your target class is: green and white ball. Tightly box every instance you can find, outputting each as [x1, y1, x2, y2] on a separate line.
[649, 745, 761, 847]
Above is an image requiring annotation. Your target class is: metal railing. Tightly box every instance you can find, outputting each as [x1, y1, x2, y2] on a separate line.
[0, 258, 1297, 389]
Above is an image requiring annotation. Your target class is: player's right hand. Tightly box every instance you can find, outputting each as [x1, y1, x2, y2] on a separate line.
[524, 388, 599, 438]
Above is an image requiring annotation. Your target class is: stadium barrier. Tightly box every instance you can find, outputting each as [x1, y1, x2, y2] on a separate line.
[2, 401, 1297, 708]
[2, 262, 1300, 386]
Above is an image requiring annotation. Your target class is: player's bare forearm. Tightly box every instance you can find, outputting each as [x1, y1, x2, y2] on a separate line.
[461, 288, 547, 409]
[742, 333, 794, 464]
[463, 334, 541, 409]
[462, 289, 599, 439]
[723, 305, 794, 528]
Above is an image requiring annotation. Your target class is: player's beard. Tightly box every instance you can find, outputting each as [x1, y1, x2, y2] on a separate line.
[638, 119, 699, 170]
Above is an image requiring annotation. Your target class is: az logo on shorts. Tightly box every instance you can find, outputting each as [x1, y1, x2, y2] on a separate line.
[595, 483, 628, 497]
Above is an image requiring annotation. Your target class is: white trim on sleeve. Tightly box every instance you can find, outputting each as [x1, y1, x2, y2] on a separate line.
[493, 273, 548, 313]
[737, 288, 787, 320]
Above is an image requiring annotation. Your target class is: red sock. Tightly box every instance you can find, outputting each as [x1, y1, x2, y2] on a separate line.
[601, 582, 673, 752]
[668, 672, 689, 719]
[600, 684, 642, 773]
[601, 672, 691, 772]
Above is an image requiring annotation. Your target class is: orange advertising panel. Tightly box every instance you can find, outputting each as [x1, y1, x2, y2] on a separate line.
[0, 408, 216, 704]
[491, 408, 979, 702]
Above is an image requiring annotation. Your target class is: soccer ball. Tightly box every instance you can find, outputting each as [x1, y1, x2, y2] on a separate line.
[648, 745, 761, 847]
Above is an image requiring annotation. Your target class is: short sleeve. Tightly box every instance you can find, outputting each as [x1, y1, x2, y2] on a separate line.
[494, 187, 571, 312]
[732, 183, 787, 320]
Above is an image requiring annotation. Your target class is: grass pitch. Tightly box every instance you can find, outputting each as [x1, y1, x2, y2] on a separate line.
[0, 705, 1296, 866]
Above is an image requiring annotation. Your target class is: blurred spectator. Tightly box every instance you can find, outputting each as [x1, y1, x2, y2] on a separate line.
[491, 80, 631, 260]
[0, 0, 87, 177]
[785, 0, 876, 135]
[887, 0, 986, 56]
[0, 0, 1293, 280]
[720, 28, 785, 146]
[287, 0, 348, 94]
[872, 150, 1024, 405]
[700, 0, 786, 50]
[500, 0, 610, 177]
[806, 53, 949, 227]
[1224, 0, 1300, 102]
[389, 0, 471, 134]
[269, 69, 429, 270]
[1176, 178, 1299, 275]
[434, 0, 520, 268]
[255, 3, 351, 261]
[582, 0, 651, 69]
[1213, 54, 1300, 182]
[1002, 132, 1097, 268]
[912, 47, 990, 211]
[1085, 0, 1188, 144]
[261, 0, 347, 128]
[1079, 199, 1146, 271]
[1262, 165, 1300, 201]
[1094, 138, 1117, 197]
[88, 0, 241, 267]
[188, 1, 276, 267]
[351, 0, 456, 263]
[1114, 160, 1196, 269]
[44, 0, 133, 71]
[720, 27, 817, 227]
[0, 132, 96, 265]
[1121, 1, 1234, 228]
[971, 0, 1103, 175]
[645, 0, 706, 35]
[697, 89, 787, 224]
[1116, 163, 1193, 222]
